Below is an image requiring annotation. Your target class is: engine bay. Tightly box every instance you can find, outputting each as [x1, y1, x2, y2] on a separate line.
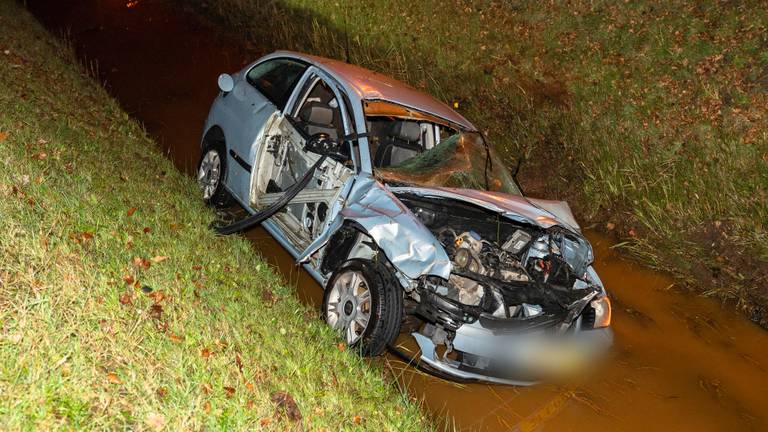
[396, 193, 603, 333]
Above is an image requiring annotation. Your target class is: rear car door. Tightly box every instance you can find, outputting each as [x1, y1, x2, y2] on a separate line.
[220, 58, 308, 202]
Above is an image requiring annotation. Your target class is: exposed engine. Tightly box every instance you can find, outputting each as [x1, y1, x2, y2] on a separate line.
[399, 193, 601, 331]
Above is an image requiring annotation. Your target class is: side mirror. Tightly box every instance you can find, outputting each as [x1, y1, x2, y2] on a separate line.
[218, 73, 234, 93]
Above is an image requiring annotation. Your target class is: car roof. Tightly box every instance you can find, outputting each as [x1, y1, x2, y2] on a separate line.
[277, 51, 476, 131]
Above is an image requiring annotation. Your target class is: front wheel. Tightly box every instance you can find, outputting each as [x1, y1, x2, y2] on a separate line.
[322, 259, 403, 356]
[197, 143, 233, 208]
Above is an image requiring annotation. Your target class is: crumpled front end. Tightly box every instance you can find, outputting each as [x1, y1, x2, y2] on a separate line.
[394, 190, 613, 384]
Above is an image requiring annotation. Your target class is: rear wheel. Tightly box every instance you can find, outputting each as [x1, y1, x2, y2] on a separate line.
[197, 142, 233, 208]
[322, 259, 402, 356]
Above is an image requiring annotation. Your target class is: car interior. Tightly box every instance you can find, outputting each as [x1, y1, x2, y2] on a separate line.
[293, 78, 344, 141]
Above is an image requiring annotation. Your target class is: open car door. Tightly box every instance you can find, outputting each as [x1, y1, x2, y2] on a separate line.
[249, 73, 355, 257]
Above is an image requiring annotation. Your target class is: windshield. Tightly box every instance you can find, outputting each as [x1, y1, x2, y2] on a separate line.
[374, 130, 522, 195]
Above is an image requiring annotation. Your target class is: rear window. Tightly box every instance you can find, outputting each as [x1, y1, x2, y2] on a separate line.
[246, 58, 308, 110]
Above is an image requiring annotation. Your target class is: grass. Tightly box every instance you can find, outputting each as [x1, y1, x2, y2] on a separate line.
[0, 1, 433, 429]
[178, 0, 768, 326]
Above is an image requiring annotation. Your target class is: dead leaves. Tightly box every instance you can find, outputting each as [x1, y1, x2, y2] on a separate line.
[106, 372, 122, 385]
[200, 348, 213, 359]
[133, 256, 151, 270]
[31, 151, 47, 161]
[270, 391, 301, 422]
[260, 289, 276, 306]
[168, 333, 184, 344]
[223, 386, 235, 398]
[126, 207, 137, 217]
[0, 131, 8, 142]
[118, 292, 133, 306]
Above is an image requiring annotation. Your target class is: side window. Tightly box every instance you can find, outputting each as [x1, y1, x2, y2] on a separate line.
[246, 58, 308, 110]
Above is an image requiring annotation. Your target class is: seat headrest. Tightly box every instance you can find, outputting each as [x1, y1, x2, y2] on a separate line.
[299, 102, 334, 126]
[390, 121, 421, 142]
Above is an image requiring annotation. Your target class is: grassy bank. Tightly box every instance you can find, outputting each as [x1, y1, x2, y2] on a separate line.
[179, 0, 768, 326]
[0, 1, 432, 429]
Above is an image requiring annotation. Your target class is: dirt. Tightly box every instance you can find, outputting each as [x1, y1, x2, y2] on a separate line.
[24, 1, 768, 430]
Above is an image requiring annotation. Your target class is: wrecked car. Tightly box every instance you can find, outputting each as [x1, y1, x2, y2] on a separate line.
[197, 51, 612, 384]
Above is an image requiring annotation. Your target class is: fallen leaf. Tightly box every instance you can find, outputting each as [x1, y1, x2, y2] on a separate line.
[201, 348, 212, 359]
[80, 232, 94, 241]
[628, 228, 637, 237]
[144, 412, 166, 431]
[606, 222, 616, 231]
[169, 333, 184, 344]
[106, 372, 122, 384]
[156, 387, 168, 399]
[0, 131, 7, 142]
[223, 386, 235, 398]
[352, 415, 362, 425]
[246, 399, 255, 409]
[151, 256, 169, 263]
[261, 289, 275, 305]
[149, 304, 163, 319]
[148, 290, 165, 303]
[127, 207, 137, 217]
[201, 382, 213, 395]
[122, 274, 134, 285]
[143, 227, 151, 234]
[271, 391, 301, 421]
[203, 401, 211, 413]
[31, 152, 47, 160]
[259, 418, 271, 427]
[245, 381, 255, 392]
[336, 342, 346, 352]
[119, 292, 133, 306]
[133, 257, 151, 269]
[235, 355, 244, 373]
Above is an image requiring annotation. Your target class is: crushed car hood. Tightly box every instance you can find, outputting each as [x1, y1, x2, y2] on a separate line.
[389, 186, 581, 232]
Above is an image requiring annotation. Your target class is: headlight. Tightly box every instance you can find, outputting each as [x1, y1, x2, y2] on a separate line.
[590, 296, 612, 328]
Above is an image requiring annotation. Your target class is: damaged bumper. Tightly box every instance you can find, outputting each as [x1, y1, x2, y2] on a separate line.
[413, 321, 613, 385]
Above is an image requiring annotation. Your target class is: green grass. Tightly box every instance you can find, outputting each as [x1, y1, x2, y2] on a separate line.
[180, 0, 768, 326]
[0, 1, 432, 429]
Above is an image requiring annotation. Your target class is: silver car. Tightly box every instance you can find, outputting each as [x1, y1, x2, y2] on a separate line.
[197, 51, 612, 384]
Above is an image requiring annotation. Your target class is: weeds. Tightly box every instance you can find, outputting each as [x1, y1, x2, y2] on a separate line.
[182, 0, 768, 325]
[0, 1, 431, 429]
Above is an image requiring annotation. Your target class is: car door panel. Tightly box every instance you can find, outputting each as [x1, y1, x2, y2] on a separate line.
[220, 78, 278, 201]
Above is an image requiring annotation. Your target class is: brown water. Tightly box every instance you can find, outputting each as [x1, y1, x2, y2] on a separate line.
[25, 1, 768, 430]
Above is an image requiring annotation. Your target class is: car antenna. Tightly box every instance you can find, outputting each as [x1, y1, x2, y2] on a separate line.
[343, 6, 351, 63]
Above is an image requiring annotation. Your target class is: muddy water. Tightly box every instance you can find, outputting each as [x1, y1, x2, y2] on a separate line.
[25, 1, 768, 430]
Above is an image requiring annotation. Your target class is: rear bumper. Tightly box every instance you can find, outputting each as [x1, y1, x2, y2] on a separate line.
[413, 321, 613, 385]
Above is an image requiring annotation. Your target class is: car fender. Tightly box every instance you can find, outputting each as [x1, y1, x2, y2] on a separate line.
[297, 174, 452, 281]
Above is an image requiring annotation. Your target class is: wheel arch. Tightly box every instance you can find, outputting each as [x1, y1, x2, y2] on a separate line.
[202, 124, 226, 150]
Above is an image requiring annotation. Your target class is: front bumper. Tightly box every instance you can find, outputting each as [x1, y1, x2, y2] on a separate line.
[413, 321, 613, 385]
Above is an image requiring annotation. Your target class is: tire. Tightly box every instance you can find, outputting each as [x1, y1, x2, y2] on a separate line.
[196, 142, 233, 208]
[322, 259, 403, 356]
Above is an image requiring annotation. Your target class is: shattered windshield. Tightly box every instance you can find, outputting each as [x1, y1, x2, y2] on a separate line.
[373, 130, 522, 195]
